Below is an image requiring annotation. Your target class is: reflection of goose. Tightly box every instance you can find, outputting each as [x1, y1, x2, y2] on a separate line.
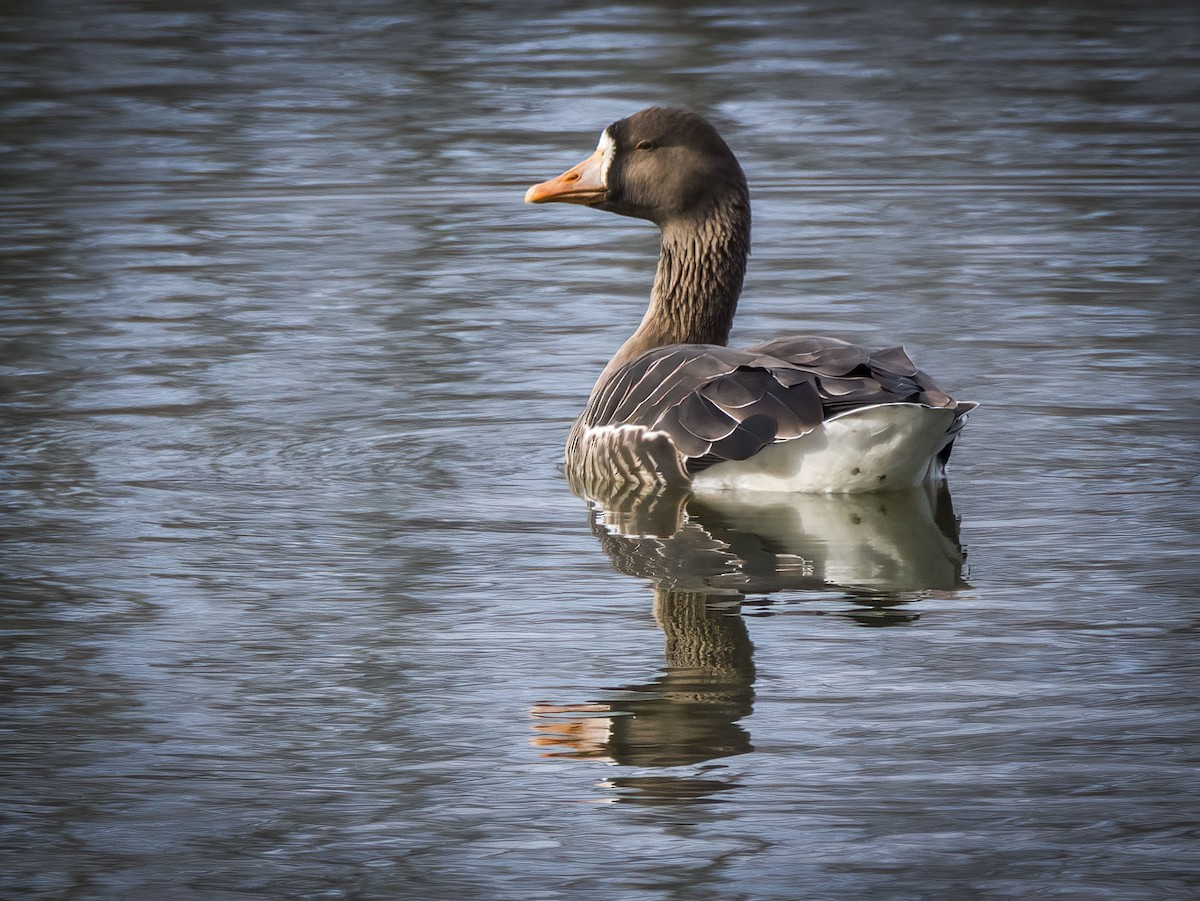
[526, 107, 975, 497]
[531, 484, 966, 790]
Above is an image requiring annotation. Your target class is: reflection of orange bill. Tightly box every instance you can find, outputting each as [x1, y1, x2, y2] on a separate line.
[529, 703, 611, 716]
[529, 703, 616, 759]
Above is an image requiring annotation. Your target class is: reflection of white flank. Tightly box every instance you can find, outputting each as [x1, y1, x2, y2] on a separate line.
[687, 483, 964, 592]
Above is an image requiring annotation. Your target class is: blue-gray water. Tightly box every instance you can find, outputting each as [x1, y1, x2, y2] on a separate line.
[2, 2, 1198, 898]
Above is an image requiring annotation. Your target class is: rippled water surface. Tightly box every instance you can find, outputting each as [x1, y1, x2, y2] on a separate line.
[3, 2, 1198, 898]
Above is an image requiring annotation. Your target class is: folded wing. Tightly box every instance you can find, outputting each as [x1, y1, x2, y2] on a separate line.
[569, 335, 966, 488]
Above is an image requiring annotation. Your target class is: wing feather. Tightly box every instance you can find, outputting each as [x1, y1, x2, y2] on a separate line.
[665, 392, 739, 441]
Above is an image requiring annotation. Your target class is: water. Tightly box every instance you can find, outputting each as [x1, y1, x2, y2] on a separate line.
[2, 1, 1198, 898]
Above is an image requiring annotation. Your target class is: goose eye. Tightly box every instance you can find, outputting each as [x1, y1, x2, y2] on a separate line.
[635, 140, 655, 151]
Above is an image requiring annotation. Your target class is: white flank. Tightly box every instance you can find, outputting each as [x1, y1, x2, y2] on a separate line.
[691, 403, 960, 494]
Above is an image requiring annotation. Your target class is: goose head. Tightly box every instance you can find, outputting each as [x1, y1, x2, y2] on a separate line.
[525, 107, 748, 228]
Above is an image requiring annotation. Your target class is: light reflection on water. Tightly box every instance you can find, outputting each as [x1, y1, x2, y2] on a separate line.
[2, 1, 1198, 898]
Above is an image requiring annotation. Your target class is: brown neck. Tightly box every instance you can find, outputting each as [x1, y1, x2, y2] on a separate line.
[596, 198, 751, 386]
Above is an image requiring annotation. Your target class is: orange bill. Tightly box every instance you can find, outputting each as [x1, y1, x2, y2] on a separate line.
[525, 148, 608, 205]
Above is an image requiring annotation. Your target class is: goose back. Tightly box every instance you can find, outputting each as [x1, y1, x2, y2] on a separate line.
[566, 336, 971, 495]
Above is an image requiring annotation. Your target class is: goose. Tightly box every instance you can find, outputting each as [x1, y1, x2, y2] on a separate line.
[525, 107, 975, 495]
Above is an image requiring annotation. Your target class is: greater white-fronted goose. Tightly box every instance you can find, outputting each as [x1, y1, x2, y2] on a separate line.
[526, 107, 975, 495]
